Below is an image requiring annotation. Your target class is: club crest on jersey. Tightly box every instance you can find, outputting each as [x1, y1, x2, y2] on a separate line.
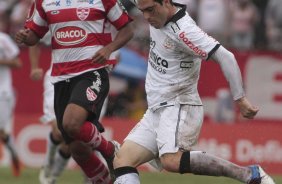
[86, 87, 97, 101]
[54, 26, 87, 46]
[163, 37, 175, 50]
[76, 7, 90, 20]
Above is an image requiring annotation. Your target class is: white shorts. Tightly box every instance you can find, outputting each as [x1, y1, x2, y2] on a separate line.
[125, 104, 203, 156]
[40, 69, 56, 124]
[0, 94, 15, 131]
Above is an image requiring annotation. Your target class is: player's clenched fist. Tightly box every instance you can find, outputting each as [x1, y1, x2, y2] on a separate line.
[14, 29, 30, 44]
[236, 97, 259, 119]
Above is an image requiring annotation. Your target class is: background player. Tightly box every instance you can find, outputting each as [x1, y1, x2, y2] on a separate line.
[0, 31, 22, 177]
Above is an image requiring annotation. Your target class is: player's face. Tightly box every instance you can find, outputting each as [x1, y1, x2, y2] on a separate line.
[137, 0, 169, 29]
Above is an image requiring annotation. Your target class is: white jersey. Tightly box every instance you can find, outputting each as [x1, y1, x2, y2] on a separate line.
[0, 32, 19, 98]
[146, 5, 220, 109]
[26, 0, 131, 83]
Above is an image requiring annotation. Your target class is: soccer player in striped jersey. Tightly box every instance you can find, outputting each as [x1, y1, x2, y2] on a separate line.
[15, 0, 133, 183]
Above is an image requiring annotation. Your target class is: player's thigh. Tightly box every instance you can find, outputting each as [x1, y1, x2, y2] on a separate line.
[157, 105, 203, 156]
[125, 109, 159, 156]
[114, 140, 155, 168]
[177, 105, 203, 150]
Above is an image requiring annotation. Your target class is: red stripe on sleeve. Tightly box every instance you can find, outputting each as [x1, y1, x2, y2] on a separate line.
[36, 0, 47, 22]
[27, 22, 49, 38]
[102, 0, 116, 14]
[111, 13, 132, 30]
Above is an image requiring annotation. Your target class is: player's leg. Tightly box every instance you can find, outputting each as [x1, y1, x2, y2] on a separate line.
[158, 104, 275, 184]
[39, 69, 62, 183]
[0, 95, 20, 176]
[113, 140, 155, 184]
[55, 70, 114, 183]
[40, 120, 62, 172]
[113, 109, 158, 184]
[48, 126, 71, 184]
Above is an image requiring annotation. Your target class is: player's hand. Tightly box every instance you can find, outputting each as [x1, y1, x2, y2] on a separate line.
[14, 29, 30, 44]
[30, 68, 43, 81]
[236, 97, 259, 119]
[91, 47, 111, 64]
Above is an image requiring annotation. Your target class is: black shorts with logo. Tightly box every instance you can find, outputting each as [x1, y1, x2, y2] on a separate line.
[54, 68, 109, 143]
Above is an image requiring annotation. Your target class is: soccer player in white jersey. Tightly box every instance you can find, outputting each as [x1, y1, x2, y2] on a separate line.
[15, 0, 133, 183]
[112, 0, 276, 184]
[0, 31, 22, 177]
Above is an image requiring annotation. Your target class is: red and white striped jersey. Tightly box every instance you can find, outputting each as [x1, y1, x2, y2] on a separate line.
[25, 0, 132, 83]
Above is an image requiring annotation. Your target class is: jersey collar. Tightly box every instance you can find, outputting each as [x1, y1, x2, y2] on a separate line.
[164, 3, 186, 26]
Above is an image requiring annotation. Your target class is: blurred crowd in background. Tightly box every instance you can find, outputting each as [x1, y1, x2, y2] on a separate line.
[1, 0, 281, 122]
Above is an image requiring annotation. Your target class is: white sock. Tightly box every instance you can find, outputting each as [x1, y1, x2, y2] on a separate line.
[114, 173, 140, 184]
[50, 149, 70, 178]
[190, 151, 251, 182]
[44, 133, 59, 167]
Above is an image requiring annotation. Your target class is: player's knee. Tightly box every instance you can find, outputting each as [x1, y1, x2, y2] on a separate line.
[113, 152, 129, 169]
[160, 153, 181, 172]
[160, 151, 191, 174]
[62, 118, 81, 138]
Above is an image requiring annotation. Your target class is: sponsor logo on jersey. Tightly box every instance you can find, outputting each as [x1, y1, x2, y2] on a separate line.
[54, 26, 87, 46]
[180, 61, 194, 68]
[178, 32, 207, 58]
[56, 0, 61, 6]
[77, 0, 89, 2]
[76, 7, 90, 20]
[86, 87, 97, 101]
[46, 2, 57, 7]
[150, 37, 156, 49]
[66, 0, 72, 6]
[149, 50, 168, 74]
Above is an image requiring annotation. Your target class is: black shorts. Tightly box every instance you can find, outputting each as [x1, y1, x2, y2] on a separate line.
[54, 69, 109, 143]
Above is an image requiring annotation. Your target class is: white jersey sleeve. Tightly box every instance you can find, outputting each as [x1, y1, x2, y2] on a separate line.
[175, 11, 219, 60]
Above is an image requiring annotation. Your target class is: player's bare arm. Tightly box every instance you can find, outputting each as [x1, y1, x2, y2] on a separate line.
[15, 29, 40, 46]
[211, 46, 259, 119]
[29, 45, 43, 81]
[92, 23, 134, 64]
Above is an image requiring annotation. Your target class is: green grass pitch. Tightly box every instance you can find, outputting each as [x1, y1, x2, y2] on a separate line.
[1, 167, 281, 184]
